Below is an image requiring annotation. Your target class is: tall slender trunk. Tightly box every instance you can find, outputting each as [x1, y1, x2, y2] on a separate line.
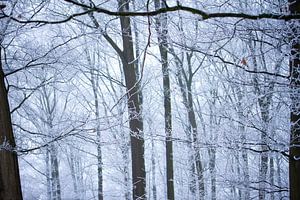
[50, 142, 61, 200]
[289, 1, 300, 199]
[46, 149, 52, 200]
[248, 36, 269, 200]
[186, 54, 205, 200]
[187, 83, 205, 199]
[208, 90, 218, 200]
[175, 67, 196, 198]
[82, 34, 103, 200]
[208, 148, 216, 200]
[258, 100, 270, 200]
[235, 152, 242, 200]
[90, 67, 103, 200]
[154, 1, 174, 199]
[83, 2, 146, 197]
[68, 150, 79, 200]
[151, 137, 157, 200]
[96, 122, 103, 200]
[0, 47, 23, 200]
[276, 155, 282, 200]
[269, 156, 274, 200]
[236, 86, 250, 200]
[172, 48, 203, 199]
[118, 1, 146, 199]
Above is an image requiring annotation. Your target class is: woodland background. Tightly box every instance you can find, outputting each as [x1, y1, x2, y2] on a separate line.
[0, 0, 299, 200]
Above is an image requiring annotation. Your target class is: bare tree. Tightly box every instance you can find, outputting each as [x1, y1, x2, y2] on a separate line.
[289, 1, 300, 200]
[0, 45, 23, 200]
[154, 0, 174, 199]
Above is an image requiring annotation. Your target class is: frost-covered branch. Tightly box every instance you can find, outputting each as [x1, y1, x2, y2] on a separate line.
[1, 0, 300, 25]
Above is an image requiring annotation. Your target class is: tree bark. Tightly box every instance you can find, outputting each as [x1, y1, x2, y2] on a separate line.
[186, 54, 205, 200]
[118, 1, 146, 199]
[289, 1, 300, 200]
[154, 1, 174, 199]
[0, 47, 23, 200]
[236, 85, 250, 200]
[46, 149, 52, 200]
[171, 46, 204, 199]
[50, 143, 61, 200]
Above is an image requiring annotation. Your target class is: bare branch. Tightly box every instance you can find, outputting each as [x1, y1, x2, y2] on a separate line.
[2, 0, 300, 25]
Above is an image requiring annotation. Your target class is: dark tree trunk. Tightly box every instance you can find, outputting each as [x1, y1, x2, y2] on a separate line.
[118, 1, 146, 199]
[154, 1, 174, 199]
[0, 47, 23, 200]
[289, 1, 300, 200]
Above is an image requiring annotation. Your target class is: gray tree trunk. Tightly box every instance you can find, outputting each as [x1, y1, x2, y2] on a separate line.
[46, 149, 52, 200]
[50, 142, 61, 200]
[171, 46, 204, 199]
[276, 155, 282, 200]
[186, 54, 205, 200]
[87, 50, 103, 200]
[68, 149, 79, 200]
[248, 36, 269, 200]
[236, 85, 250, 200]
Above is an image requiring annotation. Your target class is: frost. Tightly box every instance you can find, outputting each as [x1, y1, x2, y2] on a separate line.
[0, 137, 13, 152]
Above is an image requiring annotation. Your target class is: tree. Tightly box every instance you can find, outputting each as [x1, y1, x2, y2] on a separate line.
[83, 45, 103, 200]
[74, 0, 146, 198]
[289, 0, 300, 200]
[0, 9, 23, 199]
[1, 1, 300, 199]
[154, 1, 174, 199]
[118, 1, 146, 199]
[0, 45, 23, 200]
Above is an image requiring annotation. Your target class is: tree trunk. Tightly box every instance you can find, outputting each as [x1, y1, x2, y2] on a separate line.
[269, 156, 274, 200]
[248, 36, 270, 200]
[118, 1, 146, 199]
[236, 85, 250, 200]
[154, 1, 174, 199]
[208, 90, 218, 200]
[258, 101, 269, 200]
[68, 149, 79, 200]
[276, 155, 282, 200]
[172, 48, 203, 199]
[289, 1, 300, 199]
[186, 55, 205, 199]
[46, 149, 52, 200]
[0, 47, 23, 200]
[50, 143, 61, 200]
[151, 137, 157, 200]
[208, 148, 216, 200]
[90, 61, 103, 200]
